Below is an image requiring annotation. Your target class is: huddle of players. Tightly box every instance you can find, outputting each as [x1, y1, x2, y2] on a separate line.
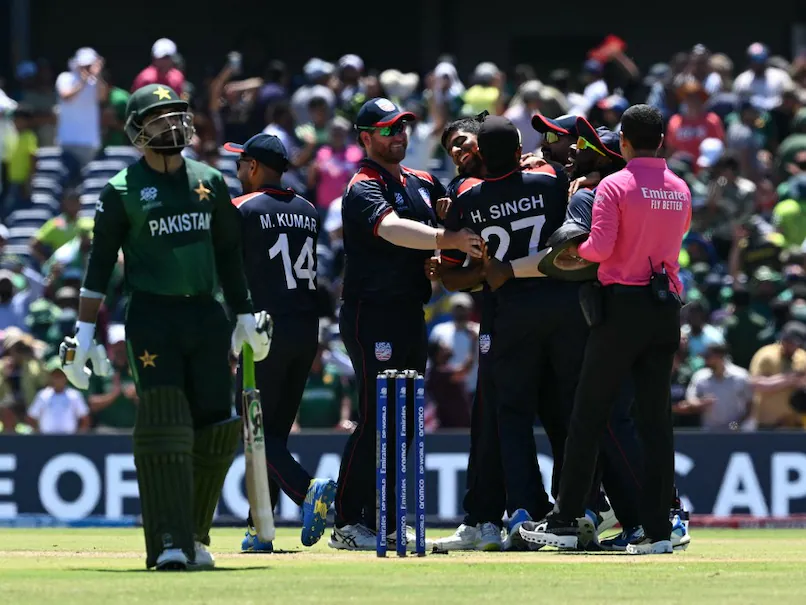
[428, 110, 690, 552]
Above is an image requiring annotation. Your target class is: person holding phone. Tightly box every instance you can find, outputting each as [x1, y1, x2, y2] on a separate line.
[132, 38, 185, 94]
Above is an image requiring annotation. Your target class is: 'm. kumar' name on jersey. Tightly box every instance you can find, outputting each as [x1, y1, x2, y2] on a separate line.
[83, 158, 251, 313]
[232, 186, 319, 316]
[442, 164, 569, 296]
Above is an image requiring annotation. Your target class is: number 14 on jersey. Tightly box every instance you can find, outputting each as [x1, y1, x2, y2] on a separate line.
[269, 233, 316, 290]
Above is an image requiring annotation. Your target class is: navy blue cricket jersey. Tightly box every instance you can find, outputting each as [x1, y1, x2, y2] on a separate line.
[566, 187, 594, 226]
[341, 159, 446, 304]
[232, 185, 320, 315]
[442, 163, 569, 298]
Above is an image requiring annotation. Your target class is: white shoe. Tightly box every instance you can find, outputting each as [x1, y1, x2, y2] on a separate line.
[476, 522, 503, 551]
[626, 538, 673, 555]
[155, 548, 188, 571]
[188, 541, 215, 570]
[596, 505, 618, 536]
[432, 524, 479, 552]
[387, 525, 418, 552]
[328, 524, 377, 551]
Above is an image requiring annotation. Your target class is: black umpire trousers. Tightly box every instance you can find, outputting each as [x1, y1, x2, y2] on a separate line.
[237, 313, 319, 508]
[461, 303, 506, 528]
[335, 300, 427, 530]
[493, 282, 588, 519]
[557, 285, 680, 541]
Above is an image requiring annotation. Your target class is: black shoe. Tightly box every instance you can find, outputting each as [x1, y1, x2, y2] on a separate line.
[518, 514, 594, 550]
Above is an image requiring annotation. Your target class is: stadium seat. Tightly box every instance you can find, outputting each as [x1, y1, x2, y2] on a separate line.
[7, 225, 39, 246]
[35, 158, 68, 183]
[79, 193, 99, 213]
[81, 178, 110, 195]
[35, 146, 63, 160]
[31, 176, 62, 198]
[30, 193, 60, 213]
[81, 159, 128, 181]
[99, 146, 141, 165]
[6, 208, 55, 229]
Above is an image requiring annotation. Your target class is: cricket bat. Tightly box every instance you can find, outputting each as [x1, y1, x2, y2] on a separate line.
[242, 343, 276, 543]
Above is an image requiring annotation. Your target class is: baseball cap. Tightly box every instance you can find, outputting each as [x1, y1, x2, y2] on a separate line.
[597, 94, 629, 114]
[747, 42, 769, 63]
[338, 54, 364, 72]
[303, 58, 335, 82]
[152, 38, 177, 60]
[531, 113, 578, 137]
[583, 59, 603, 74]
[782, 321, 806, 344]
[223, 134, 289, 173]
[355, 97, 415, 129]
[449, 292, 473, 310]
[697, 138, 725, 169]
[16, 61, 37, 80]
[71, 47, 99, 68]
[477, 116, 521, 163]
[575, 116, 623, 161]
[45, 357, 64, 373]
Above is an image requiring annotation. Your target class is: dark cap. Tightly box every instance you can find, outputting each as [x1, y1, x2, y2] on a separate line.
[782, 321, 806, 343]
[531, 113, 578, 137]
[224, 133, 289, 173]
[575, 116, 624, 162]
[477, 116, 521, 163]
[355, 97, 415, 129]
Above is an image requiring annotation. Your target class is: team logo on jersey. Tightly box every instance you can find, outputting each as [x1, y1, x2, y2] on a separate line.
[418, 187, 432, 208]
[140, 187, 158, 202]
[394, 192, 406, 208]
[479, 334, 491, 355]
[375, 342, 393, 362]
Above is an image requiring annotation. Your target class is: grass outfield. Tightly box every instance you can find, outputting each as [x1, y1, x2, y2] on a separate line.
[0, 528, 804, 604]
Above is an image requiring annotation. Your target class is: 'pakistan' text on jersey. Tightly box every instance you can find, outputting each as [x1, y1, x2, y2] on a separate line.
[233, 186, 320, 316]
[442, 164, 569, 298]
[83, 158, 251, 313]
[341, 159, 446, 304]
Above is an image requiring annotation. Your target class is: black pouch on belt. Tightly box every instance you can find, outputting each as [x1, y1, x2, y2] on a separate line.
[649, 257, 672, 304]
[579, 281, 604, 327]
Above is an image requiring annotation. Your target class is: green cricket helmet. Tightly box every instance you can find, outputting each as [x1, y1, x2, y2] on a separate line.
[124, 84, 194, 154]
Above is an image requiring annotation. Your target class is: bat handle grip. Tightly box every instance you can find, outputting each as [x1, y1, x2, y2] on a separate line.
[242, 344, 255, 388]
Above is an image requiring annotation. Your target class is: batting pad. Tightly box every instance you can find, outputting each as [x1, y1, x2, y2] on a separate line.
[132, 386, 195, 568]
[192, 416, 242, 545]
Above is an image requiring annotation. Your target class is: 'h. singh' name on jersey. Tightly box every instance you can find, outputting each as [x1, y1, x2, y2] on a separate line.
[148, 211, 211, 236]
[466, 194, 545, 224]
[258, 212, 318, 233]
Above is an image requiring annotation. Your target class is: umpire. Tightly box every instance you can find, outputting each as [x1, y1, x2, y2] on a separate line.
[520, 104, 691, 555]
[331, 98, 482, 551]
[227, 134, 337, 551]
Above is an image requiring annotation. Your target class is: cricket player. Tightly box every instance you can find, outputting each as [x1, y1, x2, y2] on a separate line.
[226, 133, 337, 552]
[60, 84, 270, 571]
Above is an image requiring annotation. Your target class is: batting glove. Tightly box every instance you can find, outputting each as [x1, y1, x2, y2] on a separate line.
[232, 311, 272, 361]
[59, 322, 112, 389]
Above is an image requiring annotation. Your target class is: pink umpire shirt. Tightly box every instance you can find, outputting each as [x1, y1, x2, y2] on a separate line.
[578, 157, 691, 295]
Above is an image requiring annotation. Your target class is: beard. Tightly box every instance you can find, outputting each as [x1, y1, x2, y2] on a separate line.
[459, 155, 483, 178]
[377, 143, 407, 163]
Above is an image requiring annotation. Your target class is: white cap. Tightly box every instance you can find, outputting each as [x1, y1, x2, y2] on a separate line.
[473, 62, 500, 85]
[107, 323, 126, 345]
[152, 38, 177, 60]
[0, 225, 9, 241]
[338, 54, 364, 72]
[72, 47, 100, 68]
[449, 292, 474, 310]
[697, 137, 725, 169]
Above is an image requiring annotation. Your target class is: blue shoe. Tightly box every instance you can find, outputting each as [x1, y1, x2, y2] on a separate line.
[671, 514, 691, 551]
[241, 526, 274, 553]
[301, 478, 337, 547]
[600, 526, 644, 551]
[503, 509, 535, 551]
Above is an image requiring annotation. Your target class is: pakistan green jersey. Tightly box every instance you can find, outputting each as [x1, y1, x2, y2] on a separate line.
[83, 158, 251, 313]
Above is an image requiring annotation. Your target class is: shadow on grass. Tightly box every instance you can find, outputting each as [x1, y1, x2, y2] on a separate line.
[71, 566, 272, 573]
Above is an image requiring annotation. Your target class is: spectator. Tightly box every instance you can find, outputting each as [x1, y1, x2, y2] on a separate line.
[0, 329, 47, 432]
[247, 60, 289, 134]
[679, 343, 753, 430]
[725, 98, 776, 180]
[0, 270, 25, 331]
[2, 105, 37, 217]
[88, 323, 137, 433]
[462, 62, 502, 116]
[732, 43, 794, 111]
[101, 69, 130, 147]
[681, 300, 725, 361]
[581, 59, 608, 109]
[504, 80, 543, 154]
[772, 173, 806, 247]
[337, 54, 365, 107]
[665, 79, 725, 160]
[425, 339, 472, 429]
[131, 38, 185, 93]
[429, 293, 479, 398]
[724, 286, 776, 369]
[749, 321, 806, 428]
[295, 326, 355, 431]
[55, 48, 107, 182]
[775, 108, 806, 182]
[30, 188, 93, 265]
[263, 101, 313, 192]
[15, 60, 57, 147]
[307, 116, 362, 211]
[296, 94, 332, 149]
[290, 58, 336, 125]
[26, 357, 89, 434]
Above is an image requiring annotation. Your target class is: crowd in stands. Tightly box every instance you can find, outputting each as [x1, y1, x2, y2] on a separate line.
[1, 35, 806, 434]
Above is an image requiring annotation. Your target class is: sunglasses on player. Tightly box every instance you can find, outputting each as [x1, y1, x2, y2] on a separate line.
[576, 136, 607, 157]
[543, 131, 564, 144]
[357, 122, 408, 137]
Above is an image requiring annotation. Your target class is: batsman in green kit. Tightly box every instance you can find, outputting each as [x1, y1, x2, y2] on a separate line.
[58, 84, 270, 571]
